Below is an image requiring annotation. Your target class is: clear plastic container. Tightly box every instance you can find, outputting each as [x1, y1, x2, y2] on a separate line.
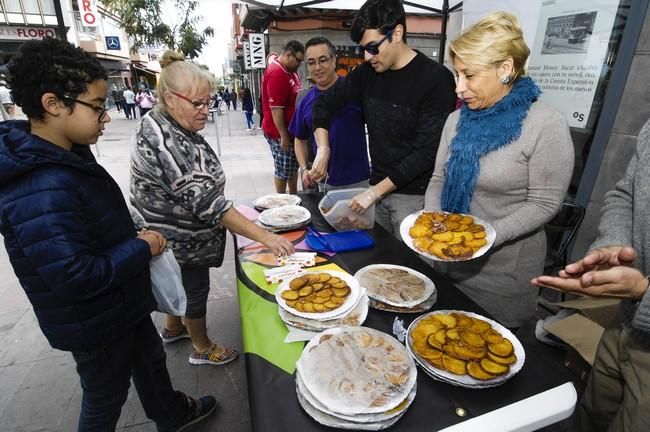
[318, 188, 375, 231]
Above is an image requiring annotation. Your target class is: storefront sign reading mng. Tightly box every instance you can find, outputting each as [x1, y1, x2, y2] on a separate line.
[249, 33, 266, 69]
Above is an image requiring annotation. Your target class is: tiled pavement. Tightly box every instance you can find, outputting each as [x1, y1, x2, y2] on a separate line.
[0, 108, 271, 431]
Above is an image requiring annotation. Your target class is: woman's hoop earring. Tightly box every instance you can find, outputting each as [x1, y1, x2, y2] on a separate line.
[501, 75, 511, 85]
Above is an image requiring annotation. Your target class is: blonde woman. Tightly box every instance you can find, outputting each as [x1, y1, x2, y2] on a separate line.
[130, 51, 294, 366]
[424, 12, 574, 328]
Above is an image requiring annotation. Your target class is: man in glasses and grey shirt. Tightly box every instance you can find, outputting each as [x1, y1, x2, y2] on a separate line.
[310, 0, 456, 239]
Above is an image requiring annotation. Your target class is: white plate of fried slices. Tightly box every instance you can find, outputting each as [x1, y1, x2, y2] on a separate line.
[354, 264, 436, 309]
[400, 210, 496, 262]
[258, 204, 311, 230]
[253, 193, 301, 210]
[275, 270, 361, 320]
[406, 310, 525, 389]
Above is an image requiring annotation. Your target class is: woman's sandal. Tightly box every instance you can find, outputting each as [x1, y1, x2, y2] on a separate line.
[189, 343, 239, 366]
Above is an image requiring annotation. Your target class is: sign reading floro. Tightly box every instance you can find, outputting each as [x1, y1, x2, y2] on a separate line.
[249, 33, 266, 69]
[0, 26, 56, 40]
[77, 0, 99, 28]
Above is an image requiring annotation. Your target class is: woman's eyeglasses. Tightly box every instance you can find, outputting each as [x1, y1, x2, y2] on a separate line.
[63, 97, 107, 122]
[358, 29, 394, 56]
[169, 90, 215, 110]
[306, 55, 333, 68]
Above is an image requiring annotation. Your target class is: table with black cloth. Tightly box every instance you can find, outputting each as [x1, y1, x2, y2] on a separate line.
[233, 193, 578, 431]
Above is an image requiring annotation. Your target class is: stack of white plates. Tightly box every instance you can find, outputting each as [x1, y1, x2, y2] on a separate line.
[355, 264, 437, 313]
[275, 270, 368, 331]
[253, 193, 301, 210]
[258, 205, 311, 232]
[406, 310, 526, 389]
[296, 326, 418, 430]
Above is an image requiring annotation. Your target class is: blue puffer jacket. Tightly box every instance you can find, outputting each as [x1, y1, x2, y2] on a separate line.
[0, 120, 156, 353]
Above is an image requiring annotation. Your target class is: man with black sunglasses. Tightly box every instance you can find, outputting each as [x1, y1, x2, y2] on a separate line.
[311, 0, 456, 239]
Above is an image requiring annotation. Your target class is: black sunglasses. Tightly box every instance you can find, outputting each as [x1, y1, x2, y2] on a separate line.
[358, 29, 394, 55]
[63, 96, 107, 122]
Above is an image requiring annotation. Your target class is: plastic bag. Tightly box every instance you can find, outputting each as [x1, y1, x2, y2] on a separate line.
[150, 249, 187, 315]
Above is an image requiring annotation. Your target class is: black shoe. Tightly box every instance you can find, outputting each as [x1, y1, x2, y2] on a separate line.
[176, 396, 217, 431]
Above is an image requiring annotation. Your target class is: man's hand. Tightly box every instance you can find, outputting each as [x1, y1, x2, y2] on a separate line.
[301, 169, 316, 190]
[138, 229, 167, 256]
[560, 246, 636, 278]
[349, 188, 381, 214]
[532, 265, 648, 300]
[280, 133, 292, 151]
[309, 147, 331, 183]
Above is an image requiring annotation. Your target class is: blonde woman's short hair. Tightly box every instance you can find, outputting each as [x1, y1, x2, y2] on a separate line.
[449, 12, 530, 82]
[156, 50, 215, 112]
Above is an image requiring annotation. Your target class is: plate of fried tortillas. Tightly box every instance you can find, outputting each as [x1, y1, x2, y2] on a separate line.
[406, 310, 524, 388]
[400, 211, 496, 261]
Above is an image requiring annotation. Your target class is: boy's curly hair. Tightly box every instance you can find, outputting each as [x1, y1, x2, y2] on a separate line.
[7, 38, 107, 120]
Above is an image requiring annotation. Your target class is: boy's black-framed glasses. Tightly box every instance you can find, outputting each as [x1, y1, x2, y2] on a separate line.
[358, 29, 394, 56]
[63, 97, 107, 122]
[169, 90, 215, 110]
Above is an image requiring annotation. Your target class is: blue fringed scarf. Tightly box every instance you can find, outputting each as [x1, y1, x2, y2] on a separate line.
[441, 76, 541, 213]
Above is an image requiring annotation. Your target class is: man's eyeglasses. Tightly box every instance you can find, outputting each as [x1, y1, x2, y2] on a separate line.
[291, 52, 304, 64]
[306, 55, 333, 68]
[358, 29, 394, 55]
[169, 90, 214, 110]
[63, 97, 107, 122]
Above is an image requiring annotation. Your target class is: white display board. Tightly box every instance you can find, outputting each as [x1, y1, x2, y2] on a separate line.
[527, 0, 619, 128]
[250, 33, 267, 69]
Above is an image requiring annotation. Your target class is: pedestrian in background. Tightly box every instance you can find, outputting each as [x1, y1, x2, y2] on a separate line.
[231, 88, 238, 110]
[223, 88, 231, 110]
[0, 37, 216, 432]
[0, 79, 15, 118]
[241, 87, 255, 131]
[123, 85, 136, 119]
[136, 87, 155, 117]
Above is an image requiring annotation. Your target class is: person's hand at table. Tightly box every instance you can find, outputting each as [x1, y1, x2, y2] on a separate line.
[558, 246, 636, 279]
[138, 229, 167, 256]
[300, 168, 316, 190]
[261, 231, 295, 257]
[532, 264, 649, 300]
[309, 147, 330, 184]
[349, 187, 381, 214]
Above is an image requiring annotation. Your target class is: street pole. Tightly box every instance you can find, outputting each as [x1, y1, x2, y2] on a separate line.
[214, 113, 222, 156]
[53, 0, 68, 40]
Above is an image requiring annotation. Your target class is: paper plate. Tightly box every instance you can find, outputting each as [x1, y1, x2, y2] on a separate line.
[399, 211, 496, 262]
[253, 193, 301, 210]
[406, 310, 525, 389]
[297, 326, 417, 415]
[275, 270, 361, 320]
[296, 370, 416, 424]
[279, 293, 369, 332]
[258, 205, 311, 228]
[354, 264, 436, 308]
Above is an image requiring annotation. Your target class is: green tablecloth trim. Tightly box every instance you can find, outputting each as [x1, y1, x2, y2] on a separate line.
[237, 279, 304, 374]
[237, 260, 348, 373]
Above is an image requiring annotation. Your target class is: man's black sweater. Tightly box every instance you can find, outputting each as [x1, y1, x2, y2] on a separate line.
[312, 51, 456, 195]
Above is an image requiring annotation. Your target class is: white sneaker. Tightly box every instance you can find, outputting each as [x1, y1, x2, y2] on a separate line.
[246, 128, 252, 132]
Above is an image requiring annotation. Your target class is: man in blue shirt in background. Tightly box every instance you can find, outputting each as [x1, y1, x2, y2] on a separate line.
[289, 37, 370, 192]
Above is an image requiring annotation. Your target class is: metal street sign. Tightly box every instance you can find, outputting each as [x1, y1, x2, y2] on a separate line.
[249, 33, 266, 69]
[243, 41, 252, 71]
[105, 36, 121, 50]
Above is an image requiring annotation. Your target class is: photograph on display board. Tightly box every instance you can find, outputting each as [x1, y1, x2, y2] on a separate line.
[541, 12, 597, 55]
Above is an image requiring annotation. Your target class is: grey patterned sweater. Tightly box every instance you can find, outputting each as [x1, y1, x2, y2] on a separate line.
[129, 110, 232, 266]
[590, 118, 650, 345]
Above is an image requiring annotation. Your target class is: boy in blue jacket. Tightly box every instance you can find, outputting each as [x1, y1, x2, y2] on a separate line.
[0, 38, 216, 431]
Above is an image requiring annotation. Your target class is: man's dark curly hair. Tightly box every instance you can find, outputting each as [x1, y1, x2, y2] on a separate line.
[350, 0, 408, 44]
[7, 37, 107, 120]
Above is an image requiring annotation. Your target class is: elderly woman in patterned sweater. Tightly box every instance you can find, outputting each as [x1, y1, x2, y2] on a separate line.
[130, 50, 294, 366]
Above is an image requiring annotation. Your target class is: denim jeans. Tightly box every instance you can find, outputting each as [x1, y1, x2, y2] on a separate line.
[72, 316, 189, 431]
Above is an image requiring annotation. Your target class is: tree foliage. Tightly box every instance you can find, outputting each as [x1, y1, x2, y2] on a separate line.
[103, 0, 213, 58]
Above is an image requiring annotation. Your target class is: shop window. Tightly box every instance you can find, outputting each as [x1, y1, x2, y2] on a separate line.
[22, 0, 40, 14]
[40, 0, 55, 15]
[4, 0, 22, 13]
